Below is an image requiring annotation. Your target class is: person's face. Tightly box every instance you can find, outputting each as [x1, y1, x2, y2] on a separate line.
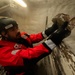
[5, 26, 21, 40]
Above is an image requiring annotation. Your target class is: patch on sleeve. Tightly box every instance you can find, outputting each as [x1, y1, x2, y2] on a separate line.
[11, 50, 19, 55]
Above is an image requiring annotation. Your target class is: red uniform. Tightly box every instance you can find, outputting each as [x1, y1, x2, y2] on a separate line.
[0, 32, 51, 75]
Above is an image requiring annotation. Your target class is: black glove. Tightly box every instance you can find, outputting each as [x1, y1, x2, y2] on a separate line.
[42, 23, 58, 38]
[43, 21, 71, 51]
[45, 23, 58, 36]
[48, 21, 71, 45]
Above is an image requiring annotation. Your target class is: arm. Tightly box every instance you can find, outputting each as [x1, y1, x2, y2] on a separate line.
[29, 13, 70, 43]
[29, 33, 44, 43]
[0, 41, 55, 66]
[17, 43, 54, 59]
[28, 23, 58, 43]
[15, 22, 70, 60]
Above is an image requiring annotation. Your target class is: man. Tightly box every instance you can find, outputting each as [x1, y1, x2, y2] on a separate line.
[0, 16, 71, 75]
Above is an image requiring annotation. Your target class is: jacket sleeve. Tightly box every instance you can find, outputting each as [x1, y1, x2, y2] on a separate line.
[0, 40, 56, 66]
[17, 44, 50, 59]
[16, 39, 56, 60]
[0, 44, 50, 66]
[29, 32, 44, 43]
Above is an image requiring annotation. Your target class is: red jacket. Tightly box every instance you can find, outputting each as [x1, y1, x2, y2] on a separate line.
[0, 32, 51, 75]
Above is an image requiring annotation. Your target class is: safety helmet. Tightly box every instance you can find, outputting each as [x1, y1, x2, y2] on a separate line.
[0, 17, 18, 34]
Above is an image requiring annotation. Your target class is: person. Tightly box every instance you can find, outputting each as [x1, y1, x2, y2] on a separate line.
[0, 16, 71, 75]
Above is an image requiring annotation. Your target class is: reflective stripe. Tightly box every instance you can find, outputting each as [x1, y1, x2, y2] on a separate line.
[45, 40, 56, 50]
[11, 50, 19, 55]
[42, 31, 47, 38]
[5, 24, 13, 29]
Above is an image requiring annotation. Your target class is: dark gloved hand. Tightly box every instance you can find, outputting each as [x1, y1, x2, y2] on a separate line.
[48, 21, 71, 45]
[45, 23, 58, 36]
[43, 21, 71, 51]
[42, 22, 58, 38]
[42, 13, 70, 38]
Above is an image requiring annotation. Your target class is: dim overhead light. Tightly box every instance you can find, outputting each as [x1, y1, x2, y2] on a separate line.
[13, 0, 27, 7]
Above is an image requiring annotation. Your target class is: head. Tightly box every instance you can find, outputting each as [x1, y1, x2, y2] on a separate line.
[0, 17, 21, 41]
